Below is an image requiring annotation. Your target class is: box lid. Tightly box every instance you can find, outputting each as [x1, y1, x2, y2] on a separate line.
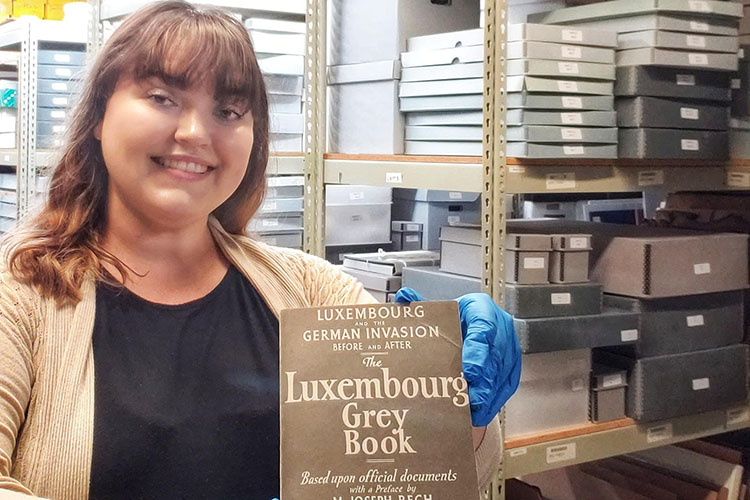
[439, 223, 481, 245]
[507, 233, 553, 250]
[406, 28, 483, 52]
[392, 220, 424, 232]
[327, 60, 401, 85]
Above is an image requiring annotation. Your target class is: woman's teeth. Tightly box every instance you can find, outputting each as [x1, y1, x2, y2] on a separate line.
[160, 158, 209, 174]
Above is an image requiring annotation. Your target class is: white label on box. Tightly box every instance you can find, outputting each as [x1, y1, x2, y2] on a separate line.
[647, 423, 673, 443]
[551, 293, 571, 305]
[52, 97, 68, 106]
[728, 172, 750, 187]
[688, 53, 708, 65]
[53, 54, 71, 63]
[571, 378, 584, 392]
[562, 29, 583, 42]
[557, 80, 579, 92]
[405, 235, 419, 243]
[508, 165, 526, 174]
[561, 96, 583, 108]
[686, 35, 706, 48]
[2, 155, 9, 162]
[638, 170, 665, 186]
[53, 125, 65, 133]
[690, 21, 709, 31]
[680, 107, 700, 120]
[447, 216, 461, 225]
[55, 68, 72, 77]
[563, 145, 585, 155]
[262, 219, 279, 227]
[602, 374, 624, 388]
[732, 78, 742, 90]
[694, 262, 711, 275]
[676, 74, 696, 86]
[561, 128, 583, 140]
[523, 257, 545, 269]
[509, 447, 528, 457]
[546, 443, 576, 464]
[448, 192, 462, 199]
[349, 191, 364, 200]
[727, 407, 750, 426]
[686, 314, 705, 327]
[405, 224, 420, 232]
[681, 139, 700, 151]
[350, 214, 362, 222]
[558, 62, 580, 74]
[561, 45, 582, 59]
[51, 83, 68, 91]
[560, 113, 583, 125]
[546, 173, 576, 190]
[264, 201, 277, 211]
[689, 0, 711, 11]
[570, 237, 588, 249]
[51, 110, 66, 119]
[385, 172, 402, 184]
[692, 377, 710, 391]
[621, 329, 639, 342]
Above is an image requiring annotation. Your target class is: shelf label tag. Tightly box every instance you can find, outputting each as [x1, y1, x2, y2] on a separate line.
[561, 113, 583, 125]
[681, 139, 700, 151]
[727, 407, 750, 426]
[688, 0, 711, 12]
[508, 165, 526, 174]
[686, 35, 706, 48]
[509, 447, 528, 457]
[647, 423, 673, 443]
[546, 173, 576, 190]
[558, 62, 580, 74]
[692, 377, 710, 391]
[561, 128, 583, 140]
[602, 374, 624, 388]
[694, 262, 711, 275]
[524, 257, 545, 269]
[546, 443, 576, 464]
[728, 172, 750, 188]
[686, 314, 705, 327]
[561, 45, 582, 59]
[557, 80, 579, 92]
[562, 96, 583, 108]
[676, 74, 696, 86]
[561, 29, 583, 42]
[385, 172, 402, 184]
[621, 329, 639, 342]
[563, 145, 585, 155]
[690, 21, 709, 31]
[680, 107, 700, 120]
[551, 292, 572, 305]
[688, 53, 708, 65]
[638, 170, 664, 186]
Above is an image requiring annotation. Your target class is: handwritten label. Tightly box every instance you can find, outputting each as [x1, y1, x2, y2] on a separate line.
[728, 172, 750, 188]
[385, 172, 403, 184]
[647, 423, 673, 443]
[509, 448, 528, 457]
[561, 96, 583, 108]
[602, 374, 623, 388]
[561, 29, 583, 42]
[558, 62, 580, 74]
[561, 112, 583, 125]
[686, 35, 706, 48]
[690, 21, 709, 31]
[688, 53, 708, 65]
[686, 314, 705, 327]
[692, 377, 710, 391]
[523, 257, 545, 269]
[557, 81, 579, 92]
[546, 173, 576, 190]
[621, 329, 639, 342]
[570, 237, 588, 249]
[546, 443, 576, 464]
[681, 107, 700, 120]
[563, 145, 585, 155]
[449, 192, 462, 199]
[676, 74, 696, 86]
[638, 170, 665, 186]
[561, 128, 583, 140]
[694, 262, 711, 275]
[561, 45, 582, 59]
[349, 191, 364, 200]
[550, 293, 571, 305]
[681, 139, 700, 151]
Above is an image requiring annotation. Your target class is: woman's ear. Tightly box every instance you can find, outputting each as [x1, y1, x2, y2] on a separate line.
[94, 121, 102, 141]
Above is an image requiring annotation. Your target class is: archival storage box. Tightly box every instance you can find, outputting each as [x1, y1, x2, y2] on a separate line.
[619, 127, 729, 159]
[615, 66, 732, 100]
[506, 233, 552, 284]
[507, 143, 618, 158]
[439, 224, 482, 278]
[505, 282, 603, 319]
[616, 48, 738, 72]
[507, 41, 616, 64]
[508, 23, 617, 47]
[507, 93, 614, 110]
[507, 109, 617, 126]
[402, 266, 481, 300]
[616, 30, 739, 53]
[616, 96, 730, 129]
[563, 13, 740, 36]
[325, 185, 392, 246]
[507, 126, 618, 143]
[508, 75, 615, 95]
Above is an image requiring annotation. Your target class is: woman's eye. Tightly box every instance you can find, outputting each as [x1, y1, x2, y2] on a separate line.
[217, 108, 243, 121]
[147, 92, 176, 106]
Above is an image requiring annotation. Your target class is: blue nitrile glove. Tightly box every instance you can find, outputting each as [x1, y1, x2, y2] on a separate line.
[395, 287, 522, 427]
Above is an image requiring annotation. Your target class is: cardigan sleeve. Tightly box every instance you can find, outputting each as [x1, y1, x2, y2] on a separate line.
[0, 272, 45, 498]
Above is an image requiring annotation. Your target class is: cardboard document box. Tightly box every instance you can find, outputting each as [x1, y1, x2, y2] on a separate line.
[549, 234, 592, 283]
[342, 250, 441, 276]
[507, 59, 616, 80]
[244, 17, 305, 34]
[508, 142, 618, 158]
[515, 308, 640, 353]
[570, 13, 740, 36]
[507, 41, 615, 64]
[439, 224, 481, 278]
[528, 0, 744, 25]
[508, 75, 615, 95]
[340, 266, 403, 292]
[37, 65, 82, 81]
[507, 125, 618, 143]
[616, 48, 739, 71]
[249, 30, 305, 55]
[732, 60, 750, 117]
[505, 282, 603, 318]
[268, 94, 303, 114]
[400, 45, 483, 68]
[507, 109, 617, 126]
[265, 74, 304, 96]
[325, 185, 392, 246]
[405, 125, 482, 141]
[402, 266, 481, 300]
[37, 79, 74, 94]
[617, 30, 739, 53]
[595, 344, 750, 422]
[399, 94, 483, 112]
[616, 96, 730, 129]
[615, 65, 732, 100]
[505, 349, 591, 437]
[590, 365, 628, 422]
[391, 220, 423, 251]
[508, 23, 617, 47]
[36, 93, 70, 108]
[406, 28, 483, 51]
[604, 291, 744, 357]
[259, 197, 303, 214]
[247, 214, 303, 234]
[507, 92, 614, 110]
[400, 62, 483, 82]
[619, 127, 729, 159]
[399, 78, 483, 97]
[270, 113, 303, 134]
[405, 110, 483, 126]
[506, 233, 552, 284]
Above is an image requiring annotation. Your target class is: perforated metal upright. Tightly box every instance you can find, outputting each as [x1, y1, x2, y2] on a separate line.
[16, 24, 31, 217]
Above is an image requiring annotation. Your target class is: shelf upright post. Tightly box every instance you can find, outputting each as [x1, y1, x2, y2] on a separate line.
[16, 21, 33, 219]
[303, 0, 326, 257]
[87, 0, 103, 56]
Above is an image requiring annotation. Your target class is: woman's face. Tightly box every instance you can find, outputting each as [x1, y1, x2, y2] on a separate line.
[95, 75, 254, 230]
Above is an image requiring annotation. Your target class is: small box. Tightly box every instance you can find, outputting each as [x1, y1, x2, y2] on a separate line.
[38, 50, 86, 66]
[507, 142, 618, 158]
[508, 75, 615, 95]
[439, 224, 481, 278]
[270, 113, 303, 134]
[615, 66, 732, 101]
[325, 185, 392, 246]
[616, 48, 738, 72]
[507, 41, 615, 64]
[37, 121, 65, 137]
[266, 185, 304, 199]
[0, 108, 15, 133]
[504, 282, 603, 318]
[590, 386, 627, 422]
[507, 109, 617, 127]
[342, 250, 440, 276]
[507, 93, 614, 110]
[270, 134, 302, 153]
[406, 28, 483, 52]
[507, 59, 616, 81]
[37, 65, 83, 81]
[0, 172, 15, 190]
[391, 221, 423, 251]
[617, 30, 739, 53]
[616, 96, 730, 130]
[507, 126, 617, 143]
[401, 266, 481, 300]
[508, 23, 617, 47]
[522, 199, 578, 219]
[400, 62, 483, 83]
[549, 236, 591, 283]
[619, 128, 729, 159]
[329, 60, 402, 154]
[595, 344, 750, 422]
[405, 111, 483, 126]
[506, 233, 552, 284]
[569, 13, 740, 36]
[341, 266, 402, 293]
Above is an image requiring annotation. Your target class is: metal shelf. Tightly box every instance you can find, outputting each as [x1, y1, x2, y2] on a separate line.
[324, 154, 482, 192]
[0, 18, 87, 48]
[504, 405, 750, 478]
[100, 0, 305, 20]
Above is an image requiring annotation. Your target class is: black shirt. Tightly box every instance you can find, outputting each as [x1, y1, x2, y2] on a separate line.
[90, 266, 280, 500]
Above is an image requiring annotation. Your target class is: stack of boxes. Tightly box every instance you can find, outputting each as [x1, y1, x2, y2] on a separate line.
[327, 0, 480, 154]
[325, 185, 393, 251]
[398, 28, 484, 156]
[506, 23, 619, 158]
[247, 175, 304, 250]
[731, 4, 750, 157]
[245, 17, 305, 152]
[530, 0, 742, 159]
[37, 48, 85, 150]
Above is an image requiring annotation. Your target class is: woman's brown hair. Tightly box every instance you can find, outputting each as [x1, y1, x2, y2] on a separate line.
[5, 0, 269, 304]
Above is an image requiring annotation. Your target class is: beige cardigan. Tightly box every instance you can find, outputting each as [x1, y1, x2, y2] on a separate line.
[0, 219, 501, 500]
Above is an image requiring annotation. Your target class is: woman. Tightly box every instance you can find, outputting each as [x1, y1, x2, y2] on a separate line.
[0, 2, 520, 499]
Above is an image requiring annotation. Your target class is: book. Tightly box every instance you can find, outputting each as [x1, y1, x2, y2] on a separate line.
[280, 301, 479, 499]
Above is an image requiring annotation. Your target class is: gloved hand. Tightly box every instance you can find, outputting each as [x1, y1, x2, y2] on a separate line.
[395, 287, 521, 427]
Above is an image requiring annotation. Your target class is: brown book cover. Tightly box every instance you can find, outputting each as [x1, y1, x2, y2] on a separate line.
[280, 301, 479, 500]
